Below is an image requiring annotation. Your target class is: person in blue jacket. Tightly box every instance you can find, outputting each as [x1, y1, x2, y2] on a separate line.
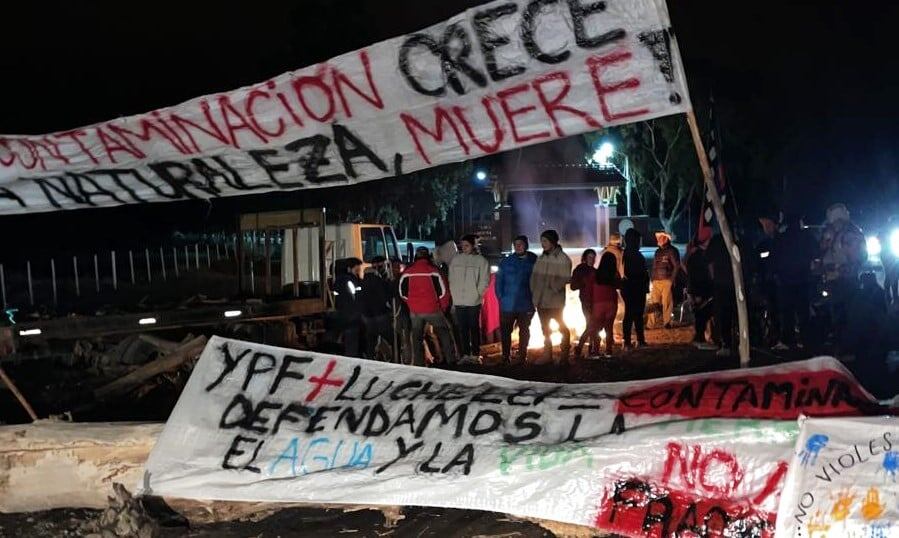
[496, 235, 538, 364]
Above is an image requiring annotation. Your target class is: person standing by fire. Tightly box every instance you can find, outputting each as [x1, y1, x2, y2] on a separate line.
[448, 234, 490, 363]
[650, 230, 680, 328]
[570, 248, 596, 323]
[531, 230, 572, 366]
[496, 235, 537, 365]
[622, 228, 649, 349]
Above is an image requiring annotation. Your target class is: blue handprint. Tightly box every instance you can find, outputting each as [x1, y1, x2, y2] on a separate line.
[799, 434, 829, 466]
[882, 451, 898, 481]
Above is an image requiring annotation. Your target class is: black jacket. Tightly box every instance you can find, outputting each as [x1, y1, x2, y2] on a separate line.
[622, 247, 649, 294]
[773, 225, 818, 285]
[360, 270, 392, 317]
[334, 273, 364, 322]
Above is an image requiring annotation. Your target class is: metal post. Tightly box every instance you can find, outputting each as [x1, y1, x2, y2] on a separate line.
[94, 254, 100, 293]
[194, 244, 200, 270]
[206, 244, 211, 268]
[50, 259, 57, 306]
[184, 245, 189, 271]
[0, 263, 6, 309]
[173, 247, 179, 278]
[73, 256, 80, 297]
[145, 248, 152, 284]
[625, 157, 632, 217]
[111, 251, 118, 291]
[160, 247, 167, 281]
[292, 227, 299, 297]
[128, 250, 135, 285]
[216, 242, 221, 260]
[249, 258, 256, 295]
[26, 260, 34, 306]
[264, 230, 272, 296]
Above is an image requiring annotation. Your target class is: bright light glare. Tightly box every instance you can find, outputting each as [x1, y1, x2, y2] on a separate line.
[490, 265, 499, 273]
[475, 170, 487, 181]
[866, 236, 882, 258]
[224, 310, 242, 318]
[593, 142, 615, 165]
[138, 317, 157, 325]
[822, 290, 829, 298]
[760, 251, 770, 259]
[18, 328, 41, 336]
[891, 229, 899, 257]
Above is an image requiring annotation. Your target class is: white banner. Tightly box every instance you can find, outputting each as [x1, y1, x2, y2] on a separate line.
[142, 337, 885, 533]
[0, 0, 690, 215]
[775, 416, 899, 538]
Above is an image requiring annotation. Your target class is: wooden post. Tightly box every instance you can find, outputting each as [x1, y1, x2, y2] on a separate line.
[128, 250, 136, 285]
[160, 247, 167, 281]
[173, 247, 179, 278]
[686, 111, 750, 366]
[0, 365, 38, 421]
[93, 254, 100, 293]
[194, 244, 200, 271]
[145, 248, 152, 284]
[111, 251, 118, 291]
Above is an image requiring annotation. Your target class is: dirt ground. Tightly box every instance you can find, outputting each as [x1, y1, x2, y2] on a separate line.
[0, 325, 739, 537]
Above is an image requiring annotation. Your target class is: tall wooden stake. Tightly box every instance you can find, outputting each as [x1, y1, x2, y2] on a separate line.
[686, 111, 750, 367]
[0, 365, 38, 421]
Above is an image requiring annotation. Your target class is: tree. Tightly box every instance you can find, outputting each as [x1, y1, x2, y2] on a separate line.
[586, 115, 701, 235]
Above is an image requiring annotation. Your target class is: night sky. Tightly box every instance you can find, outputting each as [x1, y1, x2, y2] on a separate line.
[2, 0, 898, 249]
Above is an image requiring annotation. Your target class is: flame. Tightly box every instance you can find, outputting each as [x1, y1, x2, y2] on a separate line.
[523, 287, 590, 349]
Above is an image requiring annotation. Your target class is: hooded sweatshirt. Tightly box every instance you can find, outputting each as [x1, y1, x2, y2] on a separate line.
[448, 252, 490, 306]
[530, 245, 572, 309]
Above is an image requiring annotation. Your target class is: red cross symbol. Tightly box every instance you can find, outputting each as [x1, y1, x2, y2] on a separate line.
[305, 359, 345, 402]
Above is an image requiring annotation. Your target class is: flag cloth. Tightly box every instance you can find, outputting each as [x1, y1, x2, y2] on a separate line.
[697, 98, 727, 243]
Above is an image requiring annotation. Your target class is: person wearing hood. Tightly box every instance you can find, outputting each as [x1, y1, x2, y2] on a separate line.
[600, 233, 625, 278]
[530, 229, 573, 365]
[334, 257, 364, 357]
[570, 248, 596, 321]
[650, 230, 680, 328]
[399, 247, 454, 366]
[448, 234, 490, 362]
[622, 228, 649, 348]
[496, 235, 538, 364]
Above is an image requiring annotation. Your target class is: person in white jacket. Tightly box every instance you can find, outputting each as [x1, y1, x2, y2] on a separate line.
[449, 234, 490, 361]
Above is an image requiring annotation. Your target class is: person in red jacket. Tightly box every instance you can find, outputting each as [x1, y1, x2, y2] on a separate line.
[576, 252, 620, 358]
[399, 247, 455, 366]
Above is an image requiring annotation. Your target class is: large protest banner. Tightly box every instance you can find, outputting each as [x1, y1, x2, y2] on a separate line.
[775, 416, 899, 537]
[142, 337, 885, 533]
[0, 0, 690, 215]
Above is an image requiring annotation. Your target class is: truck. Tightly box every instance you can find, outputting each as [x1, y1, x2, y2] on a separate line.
[2, 208, 402, 360]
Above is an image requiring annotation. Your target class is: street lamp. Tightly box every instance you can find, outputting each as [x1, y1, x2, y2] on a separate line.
[592, 142, 632, 217]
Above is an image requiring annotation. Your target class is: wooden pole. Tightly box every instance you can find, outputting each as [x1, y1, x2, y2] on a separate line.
[0, 365, 39, 421]
[685, 111, 750, 366]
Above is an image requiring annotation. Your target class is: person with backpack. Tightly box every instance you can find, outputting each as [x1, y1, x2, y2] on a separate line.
[448, 234, 490, 363]
[399, 247, 454, 366]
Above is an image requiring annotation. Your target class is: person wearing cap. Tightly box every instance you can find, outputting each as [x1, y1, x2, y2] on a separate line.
[530, 229, 573, 365]
[399, 247, 455, 366]
[496, 235, 538, 364]
[448, 234, 491, 363]
[333, 257, 364, 357]
[651, 230, 680, 328]
[600, 233, 625, 278]
[359, 255, 393, 360]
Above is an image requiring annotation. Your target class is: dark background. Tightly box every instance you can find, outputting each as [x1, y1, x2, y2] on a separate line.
[2, 0, 898, 255]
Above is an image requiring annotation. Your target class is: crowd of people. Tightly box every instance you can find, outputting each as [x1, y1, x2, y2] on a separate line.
[331, 201, 897, 384]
